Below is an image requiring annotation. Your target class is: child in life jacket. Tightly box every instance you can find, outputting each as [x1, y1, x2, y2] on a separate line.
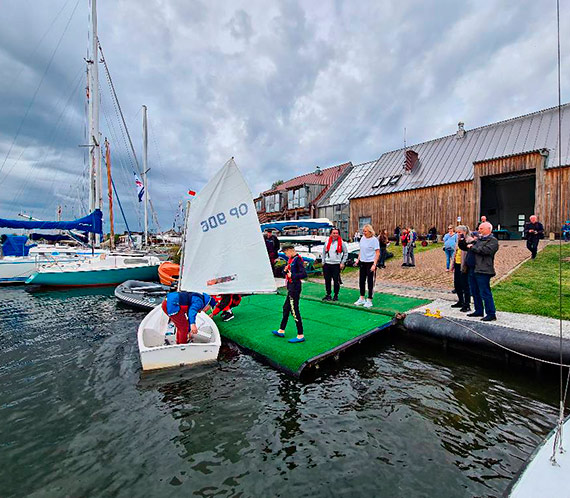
[210, 294, 242, 322]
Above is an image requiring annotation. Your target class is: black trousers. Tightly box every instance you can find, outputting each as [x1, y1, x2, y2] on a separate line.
[526, 238, 539, 258]
[454, 263, 471, 306]
[281, 289, 303, 335]
[359, 261, 375, 299]
[323, 263, 341, 297]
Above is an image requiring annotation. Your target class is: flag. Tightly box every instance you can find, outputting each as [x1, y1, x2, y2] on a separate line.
[188, 189, 196, 196]
[134, 174, 144, 202]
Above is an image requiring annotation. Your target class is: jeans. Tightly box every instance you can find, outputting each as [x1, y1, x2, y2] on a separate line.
[379, 247, 387, 266]
[468, 269, 496, 316]
[444, 248, 455, 269]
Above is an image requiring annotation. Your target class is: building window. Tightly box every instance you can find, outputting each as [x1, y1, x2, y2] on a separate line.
[287, 188, 307, 209]
[255, 200, 262, 211]
[359, 216, 371, 231]
[265, 194, 280, 213]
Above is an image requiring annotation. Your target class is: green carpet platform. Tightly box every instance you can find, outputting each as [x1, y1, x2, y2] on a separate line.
[217, 283, 428, 378]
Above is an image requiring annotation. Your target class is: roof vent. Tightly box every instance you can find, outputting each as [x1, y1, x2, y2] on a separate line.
[315, 166, 323, 176]
[456, 122, 465, 139]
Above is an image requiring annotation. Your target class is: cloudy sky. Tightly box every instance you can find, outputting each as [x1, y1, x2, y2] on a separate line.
[0, 0, 568, 233]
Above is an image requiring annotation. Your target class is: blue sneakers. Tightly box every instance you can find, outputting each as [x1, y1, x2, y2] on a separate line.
[271, 330, 285, 338]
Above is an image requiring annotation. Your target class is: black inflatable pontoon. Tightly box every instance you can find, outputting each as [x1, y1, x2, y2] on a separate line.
[114, 280, 169, 310]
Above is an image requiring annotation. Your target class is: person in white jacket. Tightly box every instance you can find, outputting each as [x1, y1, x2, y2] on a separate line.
[321, 228, 348, 301]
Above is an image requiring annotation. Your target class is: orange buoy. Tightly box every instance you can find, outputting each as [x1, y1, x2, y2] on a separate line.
[158, 261, 180, 287]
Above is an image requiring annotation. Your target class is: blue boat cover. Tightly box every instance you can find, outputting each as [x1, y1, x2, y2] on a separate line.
[28, 233, 80, 242]
[1, 235, 36, 256]
[0, 209, 103, 234]
[260, 219, 333, 232]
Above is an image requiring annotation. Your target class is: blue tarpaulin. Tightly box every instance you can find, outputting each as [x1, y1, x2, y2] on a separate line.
[1, 235, 36, 256]
[260, 219, 334, 232]
[0, 209, 103, 234]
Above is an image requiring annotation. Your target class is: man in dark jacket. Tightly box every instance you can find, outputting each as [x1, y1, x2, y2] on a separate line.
[458, 222, 499, 321]
[523, 215, 544, 259]
[264, 229, 280, 269]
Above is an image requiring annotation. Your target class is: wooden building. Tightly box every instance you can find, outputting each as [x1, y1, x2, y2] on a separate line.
[348, 105, 570, 238]
[255, 162, 351, 223]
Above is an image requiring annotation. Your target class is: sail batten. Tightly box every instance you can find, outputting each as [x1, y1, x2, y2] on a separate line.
[179, 159, 276, 294]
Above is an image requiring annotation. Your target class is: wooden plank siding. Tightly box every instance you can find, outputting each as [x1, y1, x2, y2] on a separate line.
[350, 151, 569, 237]
[350, 181, 475, 236]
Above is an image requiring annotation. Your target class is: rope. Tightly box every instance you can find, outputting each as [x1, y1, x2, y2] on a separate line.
[0, 0, 81, 179]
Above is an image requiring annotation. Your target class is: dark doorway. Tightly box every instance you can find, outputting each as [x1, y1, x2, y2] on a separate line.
[480, 171, 535, 239]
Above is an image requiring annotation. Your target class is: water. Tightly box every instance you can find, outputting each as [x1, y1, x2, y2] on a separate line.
[0, 287, 559, 497]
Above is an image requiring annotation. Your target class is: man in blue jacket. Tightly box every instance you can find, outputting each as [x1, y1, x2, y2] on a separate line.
[162, 291, 216, 344]
[272, 244, 307, 343]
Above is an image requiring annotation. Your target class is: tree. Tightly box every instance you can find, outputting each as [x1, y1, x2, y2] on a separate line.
[271, 180, 284, 189]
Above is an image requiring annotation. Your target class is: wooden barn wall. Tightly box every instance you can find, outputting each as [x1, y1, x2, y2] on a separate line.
[349, 181, 475, 236]
[542, 166, 570, 233]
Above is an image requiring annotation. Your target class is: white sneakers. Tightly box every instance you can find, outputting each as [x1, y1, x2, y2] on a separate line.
[354, 297, 373, 308]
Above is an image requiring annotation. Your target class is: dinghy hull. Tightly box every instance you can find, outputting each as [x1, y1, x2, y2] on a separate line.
[138, 305, 221, 371]
[114, 280, 169, 310]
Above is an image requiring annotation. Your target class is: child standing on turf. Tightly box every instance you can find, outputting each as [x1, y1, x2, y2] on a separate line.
[272, 244, 307, 343]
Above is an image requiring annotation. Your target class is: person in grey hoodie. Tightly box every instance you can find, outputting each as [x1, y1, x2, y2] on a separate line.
[322, 228, 348, 301]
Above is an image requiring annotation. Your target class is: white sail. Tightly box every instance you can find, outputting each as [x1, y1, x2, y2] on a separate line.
[179, 159, 277, 295]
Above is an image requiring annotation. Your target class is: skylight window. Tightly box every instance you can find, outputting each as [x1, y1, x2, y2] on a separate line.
[389, 175, 401, 185]
[379, 177, 390, 187]
[372, 178, 382, 188]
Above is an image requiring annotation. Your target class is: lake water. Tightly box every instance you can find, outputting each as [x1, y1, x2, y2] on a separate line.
[0, 287, 559, 497]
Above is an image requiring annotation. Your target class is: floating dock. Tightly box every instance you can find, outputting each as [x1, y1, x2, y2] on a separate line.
[216, 282, 429, 378]
[402, 299, 570, 367]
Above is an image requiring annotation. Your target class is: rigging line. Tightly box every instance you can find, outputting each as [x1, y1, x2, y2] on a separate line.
[552, 0, 566, 462]
[6, 0, 72, 90]
[98, 42, 162, 231]
[0, 0, 81, 179]
[441, 316, 570, 368]
[148, 118, 175, 213]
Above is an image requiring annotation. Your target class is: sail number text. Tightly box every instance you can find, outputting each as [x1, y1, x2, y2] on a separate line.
[200, 203, 249, 232]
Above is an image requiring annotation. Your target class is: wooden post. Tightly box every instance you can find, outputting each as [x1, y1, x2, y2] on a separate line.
[105, 138, 115, 250]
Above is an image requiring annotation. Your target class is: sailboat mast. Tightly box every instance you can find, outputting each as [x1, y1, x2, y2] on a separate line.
[88, 0, 102, 246]
[105, 138, 115, 250]
[142, 105, 149, 246]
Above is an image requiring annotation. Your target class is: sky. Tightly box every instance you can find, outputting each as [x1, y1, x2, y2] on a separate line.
[0, 0, 568, 233]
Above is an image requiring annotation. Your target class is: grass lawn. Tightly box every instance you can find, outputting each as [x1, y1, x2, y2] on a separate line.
[493, 244, 570, 320]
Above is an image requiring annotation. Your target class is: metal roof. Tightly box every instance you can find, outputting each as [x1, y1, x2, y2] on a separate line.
[350, 103, 570, 200]
[260, 162, 351, 196]
[318, 160, 377, 207]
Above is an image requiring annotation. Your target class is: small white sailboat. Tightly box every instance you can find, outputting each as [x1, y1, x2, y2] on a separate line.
[506, 417, 570, 497]
[138, 158, 276, 371]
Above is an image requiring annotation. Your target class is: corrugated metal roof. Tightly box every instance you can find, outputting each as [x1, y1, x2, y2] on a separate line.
[261, 162, 351, 196]
[350, 104, 570, 200]
[319, 160, 377, 207]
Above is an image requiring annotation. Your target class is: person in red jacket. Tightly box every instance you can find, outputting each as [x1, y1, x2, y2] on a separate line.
[210, 294, 242, 322]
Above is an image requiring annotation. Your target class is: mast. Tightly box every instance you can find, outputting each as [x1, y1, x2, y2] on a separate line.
[142, 105, 149, 246]
[105, 138, 115, 250]
[88, 0, 102, 246]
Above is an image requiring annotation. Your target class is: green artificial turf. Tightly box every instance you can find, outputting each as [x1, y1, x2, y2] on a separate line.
[493, 244, 570, 320]
[216, 284, 428, 375]
[217, 293, 393, 374]
[283, 281, 429, 317]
